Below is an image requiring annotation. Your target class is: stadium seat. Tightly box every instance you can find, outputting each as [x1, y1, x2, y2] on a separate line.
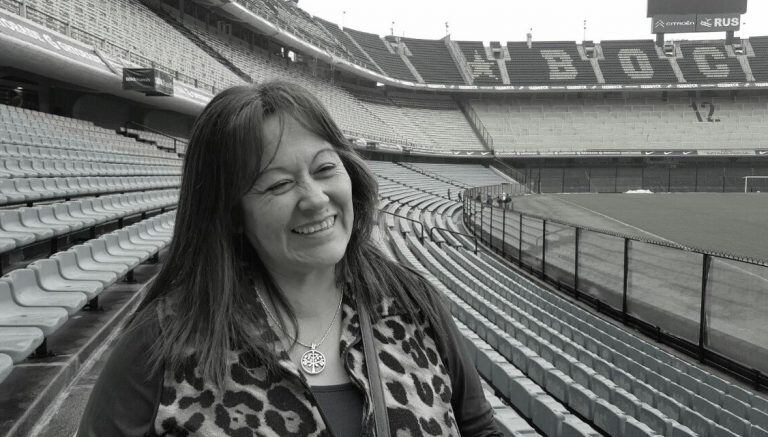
[0, 327, 44, 363]
[27, 260, 103, 300]
[0, 210, 50, 241]
[50, 252, 117, 286]
[70, 246, 130, 276]
[18, 208, 69, 236]
[0, 353, 12, 383]
[2, 269, 87, 316]
[0, 179, 26, 203]
[0, 281, 69, 336]
[84, 240, 140, 269]
[100, 235, 151, 262]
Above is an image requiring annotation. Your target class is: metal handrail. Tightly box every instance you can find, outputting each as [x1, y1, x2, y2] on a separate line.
[429, 226, 477, 254]
[123, 121, 185, 154]
[378, 209, 424, 242]
[463, 184, 768, 389]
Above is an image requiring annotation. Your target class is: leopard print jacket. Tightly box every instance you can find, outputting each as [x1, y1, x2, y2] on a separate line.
[152, 295, 461, 437]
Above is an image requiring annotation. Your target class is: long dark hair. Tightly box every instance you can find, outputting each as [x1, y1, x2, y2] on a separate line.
[135, 81, 448, 386]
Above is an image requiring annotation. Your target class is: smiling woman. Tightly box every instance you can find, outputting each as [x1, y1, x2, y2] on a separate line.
[76, 81, 501, 437]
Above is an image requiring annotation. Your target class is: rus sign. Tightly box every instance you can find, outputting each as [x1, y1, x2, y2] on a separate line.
[652, 13, 740, 33]
[695, 14, 740, 32]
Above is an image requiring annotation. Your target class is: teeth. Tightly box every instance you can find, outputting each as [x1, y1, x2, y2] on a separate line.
[293, 216, 335, 235]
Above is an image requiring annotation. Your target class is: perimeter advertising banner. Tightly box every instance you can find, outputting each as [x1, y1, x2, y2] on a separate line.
[0, 8, 108, 71]
[123, 68, 174, 96]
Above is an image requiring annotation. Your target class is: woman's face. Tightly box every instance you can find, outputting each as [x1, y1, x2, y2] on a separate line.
[241, 115, 353, 277]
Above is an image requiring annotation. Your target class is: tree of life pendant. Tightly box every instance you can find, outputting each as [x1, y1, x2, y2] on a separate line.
[300, 345, 326, 375]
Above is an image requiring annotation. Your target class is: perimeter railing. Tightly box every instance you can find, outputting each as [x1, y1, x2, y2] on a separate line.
[462, 184, 768, 391]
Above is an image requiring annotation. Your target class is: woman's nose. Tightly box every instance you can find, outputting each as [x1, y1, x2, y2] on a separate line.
[297, 180, 330, 210]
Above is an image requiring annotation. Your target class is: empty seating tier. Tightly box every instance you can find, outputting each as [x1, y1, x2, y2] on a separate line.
[367, 161, 768, 436]
[749, 37, 768, 82]
[15, 0, 242, 92]
[506, 41, 597, 85]
[677, 41, 747, 83]
[315, 17, 382, 73]
[400, 37, 465, 85]
[457, 41, 505, 85]
[599, 40, 678, 84]
[470, 93, 768, 152]
[344, 28, 418, 82]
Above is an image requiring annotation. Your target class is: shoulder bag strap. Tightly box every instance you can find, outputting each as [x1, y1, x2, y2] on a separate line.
[358, 309, 391, 437]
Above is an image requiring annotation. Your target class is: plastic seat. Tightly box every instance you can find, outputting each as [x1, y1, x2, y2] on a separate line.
[90, 198, 120, 220]
[144, 220, 173, 239]
[0, 237, 16, 254]
[116, 229, 158, 252]
[68, 246, 124, 277]
[19, 208, 68, 236]
[135, 221, 169, 242]
[30, 160, 53, 177]
[28, 259, 103, 300]
[101, 234, 150, 261]
[0, 216, 36, 245]
[51, 178, 75, 196]
[64, 202, 98, 227]
[64, 177, 86, 195]
[86, 239, 140, 268]
[15, 178, 45, 200]
[127, 226, 165, 248]
[41, 178, 66, 197]
[0, 210, 50, 240]
[0, 327, 44, 363]
[17, 159, 37, 177]
[1, 158, 29, 177]
[50, 251, 116, 285]
[0, 353, 12, 383]
[50, 204, 85, 229]
[19, 205, 73, 235]
[0, 281, 68, 335]
[0, 179, 26, 203]
[77, 199, 111, 223]
[3, 269, 86, 316]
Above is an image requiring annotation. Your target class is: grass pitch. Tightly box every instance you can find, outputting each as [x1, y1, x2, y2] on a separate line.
[511, 192, 768, 262]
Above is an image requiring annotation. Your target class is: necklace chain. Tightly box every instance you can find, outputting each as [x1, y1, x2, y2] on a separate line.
[258, 288, 343, 350]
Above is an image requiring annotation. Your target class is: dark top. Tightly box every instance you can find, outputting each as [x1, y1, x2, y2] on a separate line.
[76, 297, 500, 436]
[311, 383, 364, 437]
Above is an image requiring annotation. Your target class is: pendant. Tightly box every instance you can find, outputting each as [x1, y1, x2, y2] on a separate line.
[300, 344, 326, 375]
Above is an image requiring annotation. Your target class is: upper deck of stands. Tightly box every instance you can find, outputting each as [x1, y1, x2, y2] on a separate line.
[457, 41, 505, 85]
[598, 40, 678, 84]
[505, 41, 597, 85]
[400, 37, 465, 85]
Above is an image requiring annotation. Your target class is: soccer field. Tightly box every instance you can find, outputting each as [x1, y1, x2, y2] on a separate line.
[511, 192, 768, 262]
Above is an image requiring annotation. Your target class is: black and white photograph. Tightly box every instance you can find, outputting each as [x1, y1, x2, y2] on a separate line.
[0, 0, 766, 435]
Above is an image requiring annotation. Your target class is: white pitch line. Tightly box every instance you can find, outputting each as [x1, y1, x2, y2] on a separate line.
[554, 195, 768, 285]
[553, 195, 676, 244]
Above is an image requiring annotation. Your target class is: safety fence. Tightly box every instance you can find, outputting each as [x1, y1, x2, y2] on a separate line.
[462, 185, 768, 390]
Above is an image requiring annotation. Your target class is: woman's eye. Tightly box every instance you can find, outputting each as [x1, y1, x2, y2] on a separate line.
[267, 181, 292, 192]
[316, 163, 336, 175]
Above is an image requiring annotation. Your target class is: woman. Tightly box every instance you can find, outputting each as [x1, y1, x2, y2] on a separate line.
[77, 81, 501, 436]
